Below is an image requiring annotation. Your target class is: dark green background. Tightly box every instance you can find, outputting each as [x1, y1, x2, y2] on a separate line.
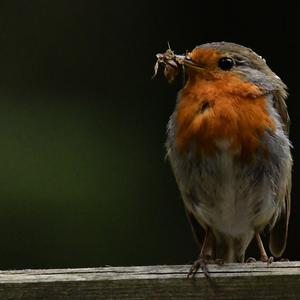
[0, 1, 299, 269]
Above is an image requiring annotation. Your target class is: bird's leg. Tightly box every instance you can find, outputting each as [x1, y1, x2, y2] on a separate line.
[188, 228, 214, 278]
[255, 233, 273, 263]
[246, 233, 273, 263]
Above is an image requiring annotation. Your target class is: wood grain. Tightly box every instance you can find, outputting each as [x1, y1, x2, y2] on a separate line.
[0, 262, 299, 299]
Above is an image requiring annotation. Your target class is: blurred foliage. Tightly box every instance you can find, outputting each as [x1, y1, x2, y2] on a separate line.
[0, 94, 197, 268]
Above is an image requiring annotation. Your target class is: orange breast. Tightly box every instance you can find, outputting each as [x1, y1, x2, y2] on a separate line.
[175, 74, 275, 159]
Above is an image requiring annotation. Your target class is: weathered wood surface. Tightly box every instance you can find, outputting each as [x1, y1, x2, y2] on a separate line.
[0, 262, 299, 299]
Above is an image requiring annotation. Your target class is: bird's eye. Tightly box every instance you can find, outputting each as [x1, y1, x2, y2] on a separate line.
[218, 57, 234, 70]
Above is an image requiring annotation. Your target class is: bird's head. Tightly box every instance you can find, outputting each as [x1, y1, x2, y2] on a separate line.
[181, 42, 286, 98]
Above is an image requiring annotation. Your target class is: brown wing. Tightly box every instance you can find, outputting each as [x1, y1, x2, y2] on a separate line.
[273, 90, 290, 134]
[269, 168, 292, 257]
[269, 90, 292, 257]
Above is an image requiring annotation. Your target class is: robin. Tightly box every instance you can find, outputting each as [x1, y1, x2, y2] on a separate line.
[155, 42, 292, 276]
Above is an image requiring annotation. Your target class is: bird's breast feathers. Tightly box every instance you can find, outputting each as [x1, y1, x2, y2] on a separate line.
[175, 77, 276, 159]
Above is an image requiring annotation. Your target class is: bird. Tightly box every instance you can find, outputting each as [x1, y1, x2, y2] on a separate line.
[162, 42, 292, 276]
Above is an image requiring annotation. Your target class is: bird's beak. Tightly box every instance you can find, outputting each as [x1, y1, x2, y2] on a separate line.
[184, 57, 205, 71]
[174, 55, 205, 71]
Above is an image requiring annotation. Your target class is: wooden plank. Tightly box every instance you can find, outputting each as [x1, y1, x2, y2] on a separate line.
[0, 262, 299, 299]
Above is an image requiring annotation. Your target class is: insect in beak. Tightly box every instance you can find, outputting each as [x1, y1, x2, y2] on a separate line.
[153, 48, 204, 82]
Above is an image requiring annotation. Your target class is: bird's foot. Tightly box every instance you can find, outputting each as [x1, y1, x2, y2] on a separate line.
[215, 258, 225, 266]
[246, 256, 273, 264]
[261, 255, 273, 265]
[187, 257, 224, 278]
[188, 257, 210, 278]
[246, 257, 257, 263]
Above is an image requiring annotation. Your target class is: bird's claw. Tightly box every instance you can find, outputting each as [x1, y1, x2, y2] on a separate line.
[188, 257, 210, 278]
[187, 257, 224, 278]
[214, 258, 225, 266]
[260, 255, 273, 265]
[246, 257, 257, 263]
[246, 256, 273, 264]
